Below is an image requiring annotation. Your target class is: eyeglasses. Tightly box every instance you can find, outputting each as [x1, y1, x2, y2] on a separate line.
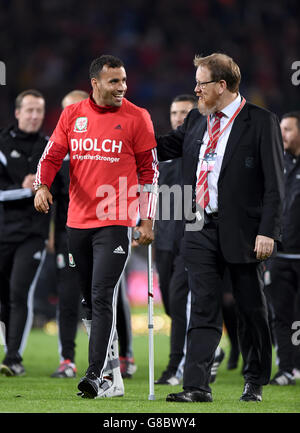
[195, 80, 216, 90]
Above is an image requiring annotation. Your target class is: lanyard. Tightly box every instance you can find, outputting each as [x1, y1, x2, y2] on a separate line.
[207, 96, 246, 143]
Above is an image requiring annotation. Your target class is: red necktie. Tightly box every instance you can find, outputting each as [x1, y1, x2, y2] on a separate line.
[196, 112, 224, 209]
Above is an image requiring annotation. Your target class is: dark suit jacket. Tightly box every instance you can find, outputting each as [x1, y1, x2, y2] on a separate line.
[155, 158, 184, 252]
[157, 101, 284, 263]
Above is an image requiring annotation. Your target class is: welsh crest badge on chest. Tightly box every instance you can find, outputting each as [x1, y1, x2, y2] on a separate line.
[74, 116, 88, 133]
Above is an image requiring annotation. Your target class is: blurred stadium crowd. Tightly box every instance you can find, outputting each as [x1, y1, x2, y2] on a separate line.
[0, 0, 299, 135]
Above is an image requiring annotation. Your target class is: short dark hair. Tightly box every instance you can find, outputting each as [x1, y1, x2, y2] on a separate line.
[282, 111, 300, 131]
[89, 55, 124, 80]
[171, 94, 198, 107]
[15, 89, 44, 109]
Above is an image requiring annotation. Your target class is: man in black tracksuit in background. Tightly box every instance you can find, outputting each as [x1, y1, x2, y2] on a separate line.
[266, 111, 300, 386]
[0, 89, 49, 376]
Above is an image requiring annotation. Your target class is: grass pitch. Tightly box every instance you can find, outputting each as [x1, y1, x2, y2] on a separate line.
[0, 315, 299, 414]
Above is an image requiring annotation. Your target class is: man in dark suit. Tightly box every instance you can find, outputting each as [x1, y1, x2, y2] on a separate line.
[156, 53, 284, 403]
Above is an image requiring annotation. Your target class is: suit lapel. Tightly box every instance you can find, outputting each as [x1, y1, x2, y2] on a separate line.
[192, 116, 207, 158]
[218, 103, 250, 181]
[185, 116, 206, 185]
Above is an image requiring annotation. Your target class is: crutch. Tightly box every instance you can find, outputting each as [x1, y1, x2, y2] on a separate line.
[133, 229, 155, 400]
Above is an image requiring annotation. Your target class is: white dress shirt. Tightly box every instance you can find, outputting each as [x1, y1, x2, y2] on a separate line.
[196, 94, 242, 213]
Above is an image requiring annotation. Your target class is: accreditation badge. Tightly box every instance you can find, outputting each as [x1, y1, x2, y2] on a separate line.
[204, 152, 217, 172]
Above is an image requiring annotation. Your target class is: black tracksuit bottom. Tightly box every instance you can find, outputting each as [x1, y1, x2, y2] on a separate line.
[55, 231, 134, 363]
[266, 257, 300, 374]
[155, 249, 174, 317]
[168, 250, 189, 374]
[0, 235, 46, 363]
[67, 225, 131, 377]
[117, 273, 134, 359]
[55, 230, 81, 363]
[183, 217, 272, 393]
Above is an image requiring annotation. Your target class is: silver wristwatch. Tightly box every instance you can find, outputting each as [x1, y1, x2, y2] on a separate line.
[34, 183, 44, 191]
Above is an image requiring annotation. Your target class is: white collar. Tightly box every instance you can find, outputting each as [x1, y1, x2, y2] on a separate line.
[222, 93, 242, 118]
[212, 93, 242, 119]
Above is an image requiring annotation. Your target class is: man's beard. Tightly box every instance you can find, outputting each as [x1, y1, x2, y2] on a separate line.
[197, 92, 219, 116]
[198, 99, 218, 116]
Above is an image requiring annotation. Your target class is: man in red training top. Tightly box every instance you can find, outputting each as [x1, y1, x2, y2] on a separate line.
[34, 55, 158, 399]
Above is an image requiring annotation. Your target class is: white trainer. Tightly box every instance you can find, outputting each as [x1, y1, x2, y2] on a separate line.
[82, 320, 124, 398]
[96, 372, 124, 398]
[292, 368, 300, 379]
[97, 334, 124, 398]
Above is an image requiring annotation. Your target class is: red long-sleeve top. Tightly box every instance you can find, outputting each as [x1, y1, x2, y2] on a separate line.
[34, 96, 158, 228]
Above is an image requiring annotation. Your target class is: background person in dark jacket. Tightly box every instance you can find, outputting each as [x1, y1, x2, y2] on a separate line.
[155, 94, 197, 317]
[0, 89, 49, 376]
[266, 111, 300, 386]
[155, 94, 196, 385]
